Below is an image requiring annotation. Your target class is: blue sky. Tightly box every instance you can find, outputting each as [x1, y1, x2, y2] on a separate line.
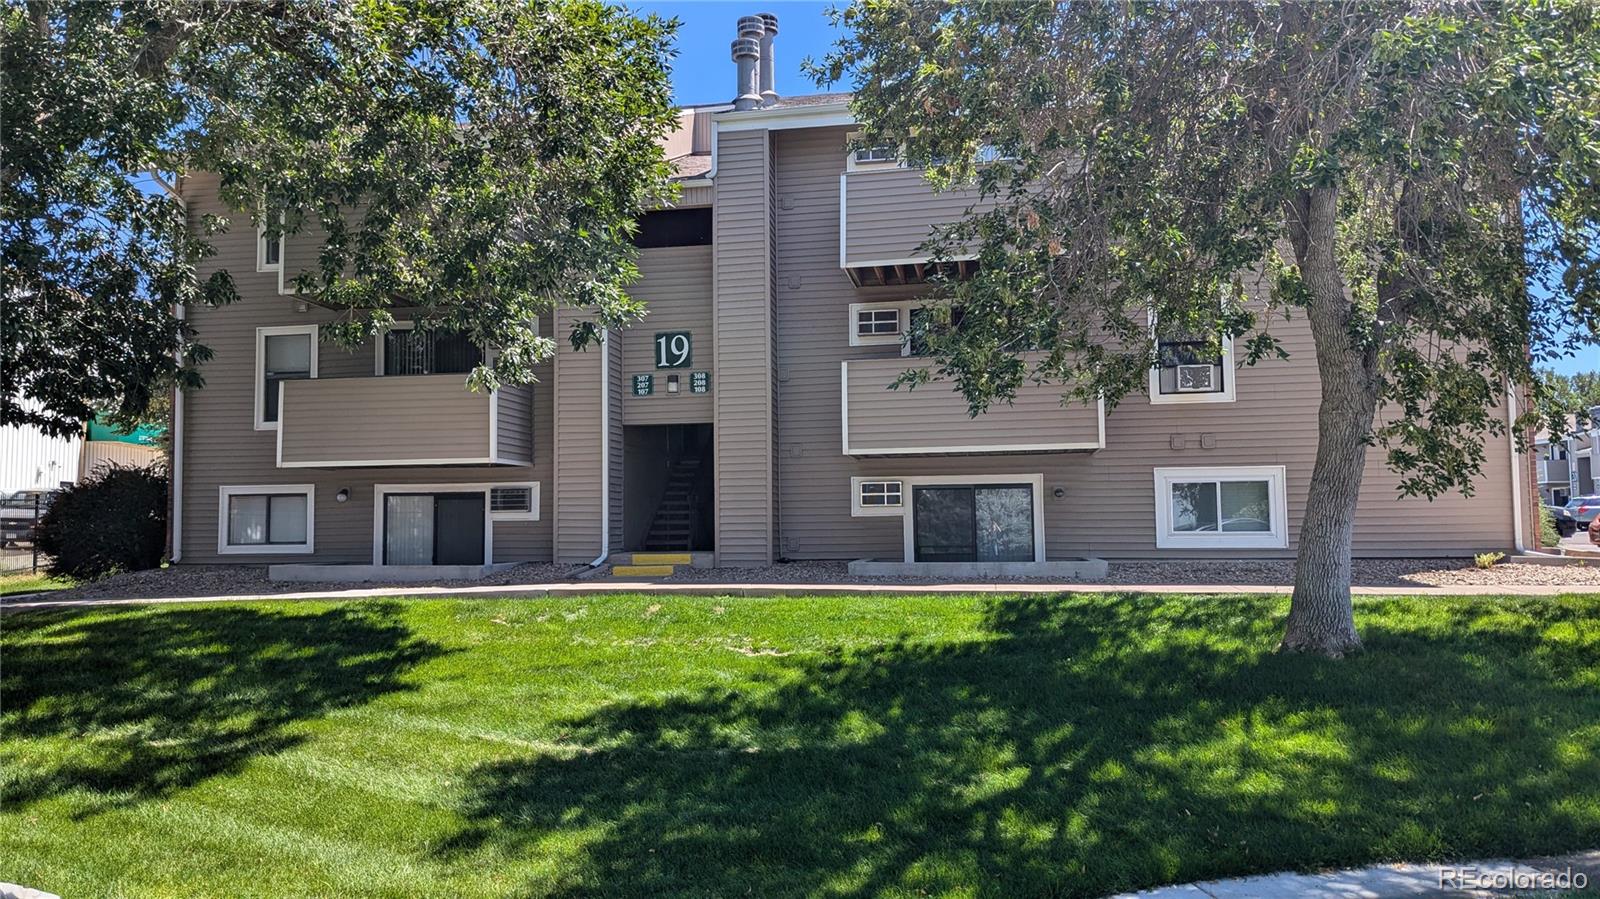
[629, 2, 841, 105]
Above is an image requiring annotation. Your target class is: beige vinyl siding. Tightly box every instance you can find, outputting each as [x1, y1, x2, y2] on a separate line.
[177, 172, 551, 565]
[608, 333, 626, 552]
[496, 384, 534, 462]
[675, 183, 713, 207]
[278, 375, 494, 465]
[552, 308, 608, 563]
[623, 245, 714, 425]
[80, 441, 161, 478]
[711, 130, 777, 566]
[841, 166, 988, 266]
[843, 357, 1102, 455]
[772, 127, 1517, 561]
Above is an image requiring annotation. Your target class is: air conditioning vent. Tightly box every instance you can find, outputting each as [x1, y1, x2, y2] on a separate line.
[1175, 364, 1216, 393]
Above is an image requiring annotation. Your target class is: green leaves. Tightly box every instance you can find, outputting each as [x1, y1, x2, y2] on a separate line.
[3, 0, 678, 435]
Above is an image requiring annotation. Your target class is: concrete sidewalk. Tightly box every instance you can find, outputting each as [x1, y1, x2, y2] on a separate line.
[3, 578, 1597, 612]
[1110, 849, 1598, 898]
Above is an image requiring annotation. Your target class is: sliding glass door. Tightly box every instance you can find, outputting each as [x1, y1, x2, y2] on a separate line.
[912, 484, 1035, 563]
[383, 493, 484, 565]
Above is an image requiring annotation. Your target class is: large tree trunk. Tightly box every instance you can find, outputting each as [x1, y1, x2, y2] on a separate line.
[1281, 186, 1379, 657]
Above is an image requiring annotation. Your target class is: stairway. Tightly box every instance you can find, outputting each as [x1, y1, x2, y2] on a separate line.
[640, 458, 704, 552]
[610, 552, 693, 578]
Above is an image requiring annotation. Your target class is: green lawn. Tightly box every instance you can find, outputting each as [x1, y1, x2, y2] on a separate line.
[0, 571, 74, 596]
[3, 592, 1598, 898]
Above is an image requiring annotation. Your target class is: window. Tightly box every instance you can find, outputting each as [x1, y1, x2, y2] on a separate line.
[489, 484, 538, 520]
[257, 212, 283, 272]
[218, 485, 314, 554]
[854, 145, 898, 165]
[633, 208, 712, 248]
[1148, 311, 1236, 404]
[254, 326, 317, 430]
[851, 478, 903, 516]
[848, 302, 914, 347]
[1153, 466, 1287, 549]
[380, 326, 483, 376]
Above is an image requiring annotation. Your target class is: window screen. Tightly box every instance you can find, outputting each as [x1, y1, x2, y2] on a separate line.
[858, 480, 902, 507]
[227, 493, 308, 546]
[262, 333, 312, 423]
[490, 486, 533, 514]
[856, 308, 901, 337]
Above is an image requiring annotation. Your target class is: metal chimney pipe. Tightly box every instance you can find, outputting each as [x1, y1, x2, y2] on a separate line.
[758, 13, 779, 106]
[731, 16, 765, 111]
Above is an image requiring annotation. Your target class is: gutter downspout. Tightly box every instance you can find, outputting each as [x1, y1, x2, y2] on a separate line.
[151, 167, 187, 563]
[588, 332, 610, 568]
[1507, 383, 1526, 553]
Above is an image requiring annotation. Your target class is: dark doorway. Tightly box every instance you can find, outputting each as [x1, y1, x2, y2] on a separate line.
[624, 424, 714, 551]
[912, 484, 1035, 563]
[383, 492, 485, 566]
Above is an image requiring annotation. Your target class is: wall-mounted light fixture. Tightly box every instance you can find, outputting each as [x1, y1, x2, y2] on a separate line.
[293, 299, 310, 313]
[667, 374, 680, 394]
[335, 488, 350, 503]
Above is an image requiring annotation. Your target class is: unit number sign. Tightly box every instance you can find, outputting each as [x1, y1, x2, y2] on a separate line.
[654, 331, 692, 369]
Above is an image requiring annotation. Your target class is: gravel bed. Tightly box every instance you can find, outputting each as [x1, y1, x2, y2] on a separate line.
[664, 557, 1600, 588]
[14, 562, 580, 603]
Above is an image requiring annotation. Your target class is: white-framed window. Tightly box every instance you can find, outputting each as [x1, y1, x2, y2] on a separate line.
[848, 301, 915, 347]
[851, 477, 904, 516]
[489, 483, 538, 521]
[1147, 310, 1236, 405]
[899, 474, 1046, 564]
[254, 325, 318, 430]
[1153, 466, 1287, 549]
[217, 484, 314, 554]
[257, 212, 283, 272]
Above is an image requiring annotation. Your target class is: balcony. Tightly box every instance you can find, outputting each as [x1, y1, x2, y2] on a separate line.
[1540, 457, 1571, 484]
[841, 359, 1104, 457]
[839, 168, 990, 286]
[276, 375, 532, 468]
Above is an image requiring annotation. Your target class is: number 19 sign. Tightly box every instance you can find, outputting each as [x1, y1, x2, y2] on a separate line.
[654, 331, 692, 369]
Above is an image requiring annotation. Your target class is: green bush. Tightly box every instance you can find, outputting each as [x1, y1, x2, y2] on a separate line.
[1539, 505, 1561, 547]
[35, 464, 167, 580]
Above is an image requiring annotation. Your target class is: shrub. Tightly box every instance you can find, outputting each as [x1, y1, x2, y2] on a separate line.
[1539, 505, 1561, 547]
[35, 463, 168, 581]
[1474, 551, 1505, 570]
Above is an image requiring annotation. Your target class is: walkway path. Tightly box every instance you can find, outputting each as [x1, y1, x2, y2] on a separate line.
[1110, 849, 1598, 898]
[4, 578, 1596, 612]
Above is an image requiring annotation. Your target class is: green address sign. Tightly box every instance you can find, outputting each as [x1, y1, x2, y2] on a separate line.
[654, 331, 692, 368]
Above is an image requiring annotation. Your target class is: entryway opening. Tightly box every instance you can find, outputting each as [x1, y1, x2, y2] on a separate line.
[383, 492, 486, 565]
[624, 424, 714, 552]
[912, 483, 1036, 563]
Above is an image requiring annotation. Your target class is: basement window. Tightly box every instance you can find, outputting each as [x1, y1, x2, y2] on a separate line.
[489, 484, 538, 520]
[851, 478, 904, 516]
[1153, 466, 1286, 549]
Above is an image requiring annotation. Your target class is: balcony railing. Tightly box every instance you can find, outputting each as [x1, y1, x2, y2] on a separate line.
[841, 358, 1103, 457]
[1540, 457, 1571, 484]
[276, 374, 531, 468]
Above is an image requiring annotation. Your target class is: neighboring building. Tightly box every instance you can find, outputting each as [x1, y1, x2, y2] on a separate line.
[1540, 409, 1600, 505]
[169, 16, 1534, 576]
[1, 409, 162, 494]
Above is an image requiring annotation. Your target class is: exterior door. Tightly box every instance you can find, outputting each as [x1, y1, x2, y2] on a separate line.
[432, 493, 485, 565]
[384, 494, 434, 565]
[912, 484, 1035, 563]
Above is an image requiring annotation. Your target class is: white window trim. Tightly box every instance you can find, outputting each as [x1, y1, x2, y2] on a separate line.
[489, 482, 540, 521]
[254, 325, 318, 431]
[1147, 309, 1237, 405]
[370, 481, 540, 566]
[850, 477, 905, 517]
[256, 212, 284, 273]
[1153, 465, 1288, 550]
[217, 484, 315, 555]
[847, 301, 915, 347]
[898, 474, 1046, 564]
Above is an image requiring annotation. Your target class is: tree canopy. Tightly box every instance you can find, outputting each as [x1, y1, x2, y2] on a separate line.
[3, 0, 680, 437]
[817, 0, 1600, 653]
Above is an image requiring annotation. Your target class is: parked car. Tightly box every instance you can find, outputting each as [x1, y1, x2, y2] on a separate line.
[0, 490, 58, 547]
[1564, 495, 1600, 531]
[1548, 504, 1579, 538]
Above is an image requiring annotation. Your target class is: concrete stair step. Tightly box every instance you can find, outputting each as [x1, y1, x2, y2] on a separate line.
[630, 552, 692, 565]
[611, 563, 675, 577]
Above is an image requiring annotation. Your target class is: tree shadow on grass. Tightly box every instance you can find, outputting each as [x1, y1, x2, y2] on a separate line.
[439, 592, 1600, 898]
[1, 601, 445, 814]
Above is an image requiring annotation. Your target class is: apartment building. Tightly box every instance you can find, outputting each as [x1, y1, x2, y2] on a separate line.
[170, 15, 1533, 577]
[1535, 412, 1599, 507]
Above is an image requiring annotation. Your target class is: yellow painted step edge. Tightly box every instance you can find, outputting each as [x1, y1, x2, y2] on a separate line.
[612, 564, 676, 577]
[630, 553, 693, 565]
